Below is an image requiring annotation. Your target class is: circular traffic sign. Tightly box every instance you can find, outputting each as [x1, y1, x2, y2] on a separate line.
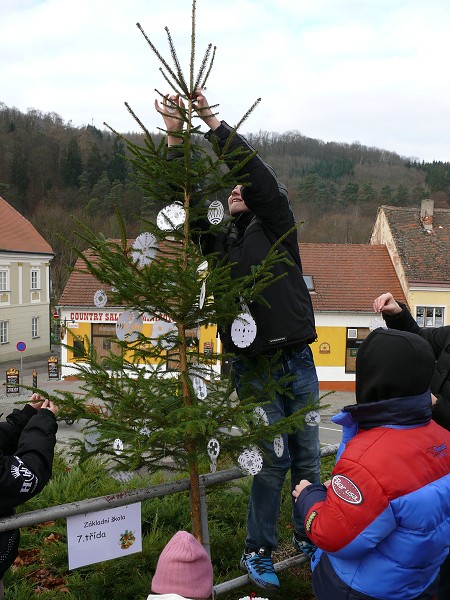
[16, 341, 27, 352]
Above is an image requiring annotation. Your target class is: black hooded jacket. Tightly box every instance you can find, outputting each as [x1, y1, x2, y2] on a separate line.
[0, 405, 57, 578]
[200, 122, 317, 356]
[383, 302, 450, 429]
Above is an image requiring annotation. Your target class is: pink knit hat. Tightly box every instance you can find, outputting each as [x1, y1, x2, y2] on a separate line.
[151, 531, 213, 599]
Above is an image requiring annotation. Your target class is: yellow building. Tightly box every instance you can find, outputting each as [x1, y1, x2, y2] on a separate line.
[371, 200, 450, 327]
[57, 243, 219, 379]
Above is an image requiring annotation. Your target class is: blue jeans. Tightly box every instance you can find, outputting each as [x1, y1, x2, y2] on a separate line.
[232, 344, 320, 551]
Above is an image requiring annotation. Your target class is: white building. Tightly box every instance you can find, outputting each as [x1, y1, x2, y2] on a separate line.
[0, 197, 54, 363]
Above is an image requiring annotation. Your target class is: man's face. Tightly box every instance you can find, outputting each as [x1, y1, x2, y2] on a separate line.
[228, 185, 250, 215]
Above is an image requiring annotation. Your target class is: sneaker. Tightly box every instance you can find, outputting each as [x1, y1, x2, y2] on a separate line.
[240, 546, 280, 590]
[292, 531, 317, 559]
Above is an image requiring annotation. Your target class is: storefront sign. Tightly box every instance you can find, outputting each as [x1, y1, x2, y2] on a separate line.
[6, 368, 19, 395]
[68, 311, 171, 323]
[47, 356, 59, 380]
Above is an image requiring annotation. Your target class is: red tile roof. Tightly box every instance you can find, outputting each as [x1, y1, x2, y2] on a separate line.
[59, 240, 405, 314]
[376, 206, 450, 284]
[0, 196, 53, 254]
[58, 244, 124, 307]
[300, 243, 406, 312]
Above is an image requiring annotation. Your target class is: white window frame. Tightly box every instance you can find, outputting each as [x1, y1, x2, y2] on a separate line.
[32, 316, 39, 338]
[0, 321, 9, 344]
[31, 268, 41, 290]
[415, 306, 445, 328]
[0, 269, 9, 292]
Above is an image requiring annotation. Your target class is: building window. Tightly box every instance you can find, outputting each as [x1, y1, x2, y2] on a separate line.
[303, 275, 315, 292]
[31, 269, 40, 290]
[416, 306, 444, 328]
[32, 317, 39, 338]
[73, 338, 86, 359]
[0, 270, 9, 291]
[0, 321, 8, 344]
[345, 327, 370, 373]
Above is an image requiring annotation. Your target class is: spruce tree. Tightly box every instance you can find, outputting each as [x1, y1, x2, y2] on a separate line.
[48, 0, 317, 541]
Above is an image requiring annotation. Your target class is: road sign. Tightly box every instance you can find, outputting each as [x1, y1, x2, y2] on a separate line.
[53, 312, 60, 319]
[16, 341, 26, 352]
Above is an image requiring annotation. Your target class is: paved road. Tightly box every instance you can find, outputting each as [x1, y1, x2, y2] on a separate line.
[0, 352, 350, 451]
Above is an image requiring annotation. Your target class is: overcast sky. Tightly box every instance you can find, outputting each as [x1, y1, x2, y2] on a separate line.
[1, 0, 450, 162]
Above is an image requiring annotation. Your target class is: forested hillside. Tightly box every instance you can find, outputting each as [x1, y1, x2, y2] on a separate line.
[1, 102, 449, 300]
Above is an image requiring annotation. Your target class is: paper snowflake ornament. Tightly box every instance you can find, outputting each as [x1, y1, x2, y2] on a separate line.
[93, 289, 107, 308]
[113, 438, 124, 456]
[273, 435, 284, 458]
[254, 406, 269, 426]
[199, 280, 206, 309]
[207, 438, 220, 473]
[207, 200, 225, 224]
[231, 312, 257, 348]
[191, 373, 208, 400]
[238, 447, 263, 476]
[369, 315, 387, 331]
[151, 319, 178, 349]
[131, 232, 158, 267]
[156, 202, 186, 231]
[196, 260, 208, 280]
[305, 411, 321, 427]
[116, 310, 143, 342]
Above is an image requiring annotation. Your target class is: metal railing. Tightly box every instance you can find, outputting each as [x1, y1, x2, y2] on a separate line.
[0, 444, 339, 596]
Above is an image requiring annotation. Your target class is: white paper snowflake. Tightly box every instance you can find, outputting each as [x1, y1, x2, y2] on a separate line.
[273, 435, 284, 458]
[191, 374, 208, 400]
[131, 232, 158, 267]
[151, 320, 178, 349]
[116, 310, 143, 342]
[156, 202, 186, 231]
[113, 438, 124, 455]
[305, 410, 321, 427]
[369, 315, 387, 331]
[196, 260, 208, 280]
[231, 312, 257, 348]
[199, 280, 206, 309]
[93, 289, 107, 308]
[254, 406, 269, 426]
[238, 447, 263, 475]
[207, 438, 220, 460]
[207, 200, 225, 225]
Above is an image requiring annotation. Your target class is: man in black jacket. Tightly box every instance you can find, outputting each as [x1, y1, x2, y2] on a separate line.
[156, 91, 320, 590]
[374, 291, 450, 600]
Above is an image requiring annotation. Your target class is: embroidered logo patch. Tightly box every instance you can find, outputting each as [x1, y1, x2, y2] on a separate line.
[331, 474, 363, 505]
[426, 442, 448, 458]
[11, 456, 38, 494]
[305, 510, 318, 532]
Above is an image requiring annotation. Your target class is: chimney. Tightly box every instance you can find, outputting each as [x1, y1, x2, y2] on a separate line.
[420, 199, 434, 232]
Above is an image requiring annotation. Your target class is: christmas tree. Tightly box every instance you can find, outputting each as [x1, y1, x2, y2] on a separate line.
[47, 0, 317, 541]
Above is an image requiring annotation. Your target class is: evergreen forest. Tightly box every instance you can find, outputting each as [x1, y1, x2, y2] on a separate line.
[1, 101, 449, 302]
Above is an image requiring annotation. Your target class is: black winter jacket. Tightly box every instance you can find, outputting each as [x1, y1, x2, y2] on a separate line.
[202, 122, 317, 355]
[0, 405, 57, 577]
[383, 303, 450, 430]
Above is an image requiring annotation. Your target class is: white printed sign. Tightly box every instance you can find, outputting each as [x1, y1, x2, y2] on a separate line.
[67, 503, 142, 569]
